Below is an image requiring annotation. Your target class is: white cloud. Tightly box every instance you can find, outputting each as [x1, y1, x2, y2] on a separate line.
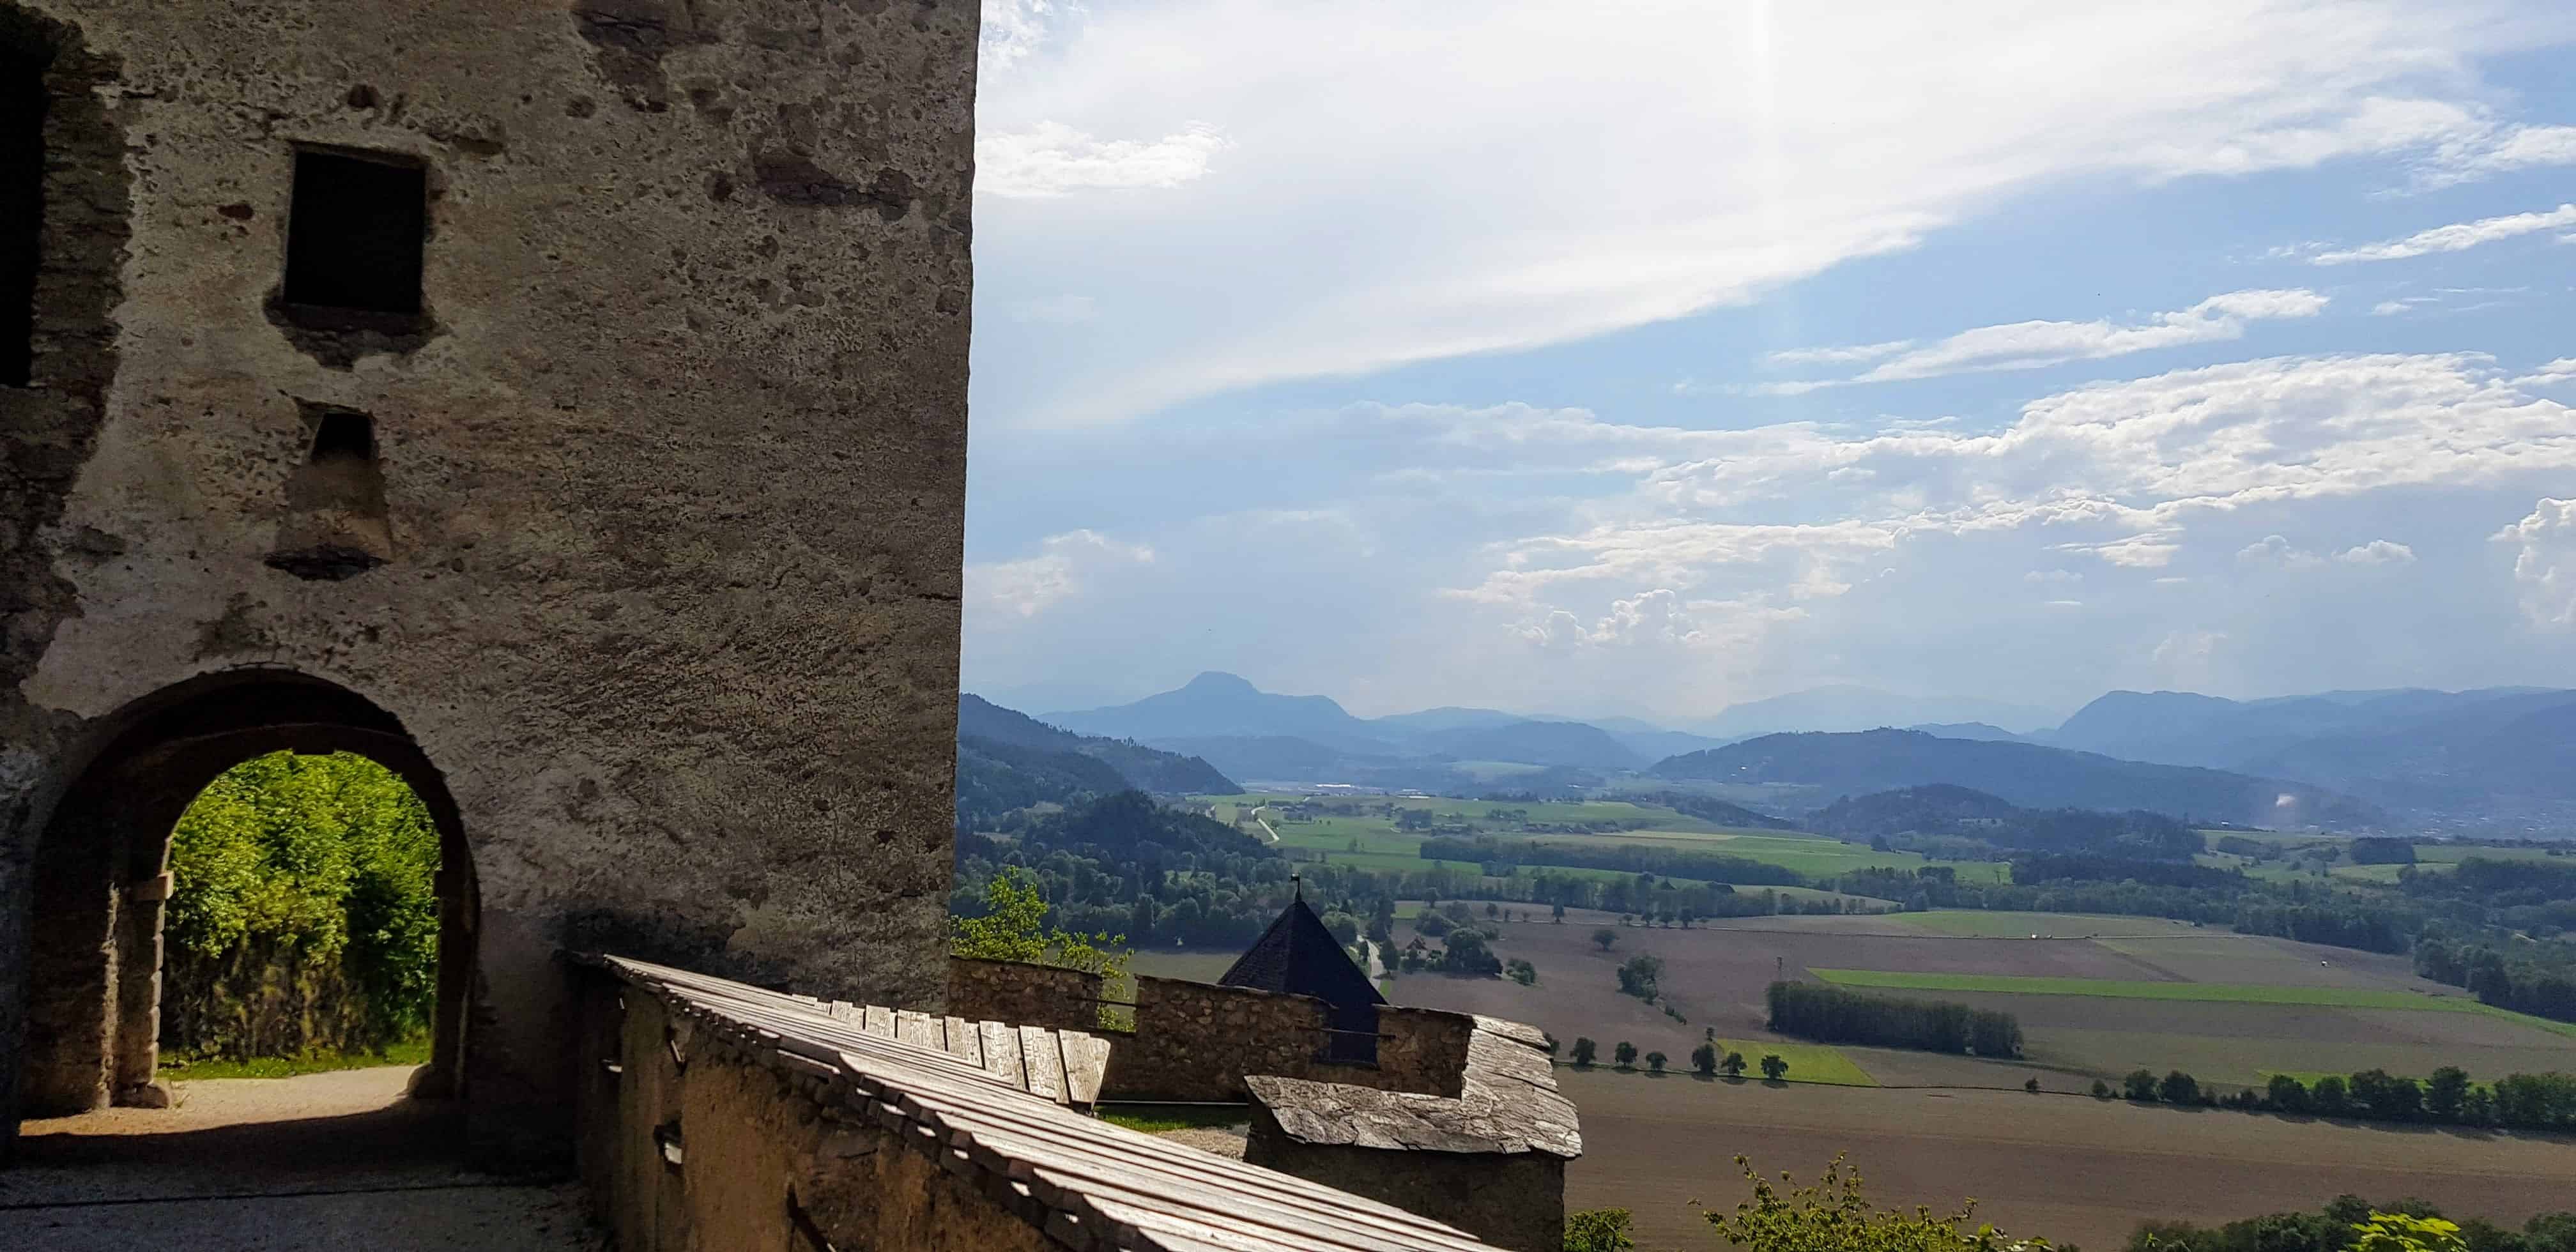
[1759, 289, 2329, 393]
[2312, 203, 2576, 264]
[975, 1, 2573, 424]
[1766, 340, 1913, 367]
[966, 530, 1155, 618]
[1450, 353, 2576, 621]
[980, 0, 1067, 71]
[2241, 535, 2326, 570]
[2371, 300, 2419, 316]
[2416, 122, 2576, 188]
[977, 122, 1230, 199]
[2338, 540, 2416, 565]
[2494, 498, 2576, 629]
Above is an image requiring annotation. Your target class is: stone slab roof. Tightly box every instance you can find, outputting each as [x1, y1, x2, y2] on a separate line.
[601, 956, 1514, 1252]
[1244, 1016, 1581, 1159]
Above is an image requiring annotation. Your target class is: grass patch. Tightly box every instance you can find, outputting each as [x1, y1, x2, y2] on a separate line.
[1809, 969, 2488, 1013]
[1705, 1039, 1877, 1087]
[159, 1035, 431, 1081]
[2465, 1003, 2576, 1041]
[1096, 1104, 1251, 1133]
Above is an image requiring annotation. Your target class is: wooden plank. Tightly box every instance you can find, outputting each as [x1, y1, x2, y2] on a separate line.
[979, 1019, 1027, 1091]
[863, 1004, 896, 1039]
[940, 1113, 1468, 1252]
[1019, 1025, 1067, 1104]
[1058, 1031, 1110, 1105]
[896, 1009, 942, 1051]
[942, 1015, 983, 1067]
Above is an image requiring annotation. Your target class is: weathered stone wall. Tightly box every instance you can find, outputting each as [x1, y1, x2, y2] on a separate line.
[1374, 1004, 1475, 1098]
[1244, 1108, 1567, 1252]
[574, 970, 1055, 1252]
[1, 0, 977, 1165]
[953, 958, 1486, 1102]
[1105, 973, 1336, 1101]
[945, 956, 1103, 1035]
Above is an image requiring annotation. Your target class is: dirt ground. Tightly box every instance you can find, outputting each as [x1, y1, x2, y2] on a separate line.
[1561, 1069, 2576, 1252]
[2, 1067, 601, 1251]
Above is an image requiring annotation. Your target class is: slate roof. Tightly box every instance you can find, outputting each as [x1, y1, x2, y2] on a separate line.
[1218, 895, 1386, 1011]
[1246, 1016, 1583, 1159]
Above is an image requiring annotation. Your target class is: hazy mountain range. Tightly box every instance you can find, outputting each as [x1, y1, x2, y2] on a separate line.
[969, 671, 2576, 834]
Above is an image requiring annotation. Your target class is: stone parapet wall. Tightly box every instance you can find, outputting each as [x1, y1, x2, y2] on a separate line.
[1103, 973, 1337, 1101]
[951, 956, 1487, 1103]
[945, 956, 1103, 1034]
[1372, 1005, 1476, 1098]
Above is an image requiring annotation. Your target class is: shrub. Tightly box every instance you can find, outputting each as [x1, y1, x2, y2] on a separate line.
[1692, 1042, 1719, 1075]
[2025, 1078, 2041, 1093]
[1702, 1154, 2055, 1252]
[1564, 1208, 1637, 1252]
[1615, 1041, 1639, 1068]
[1722, 1051, 1748, 1078]
[2091, 1079, 2112, 1098]
[1571, 1037, 1598, 1067]
[1648, 1051, 1668, 1073]
[1761, 1053, 1789, 1081]
[2159, 1071, 2200, 1104]
[2124, 1069, 2160, 1101]
[1592, 928, 1618, 951]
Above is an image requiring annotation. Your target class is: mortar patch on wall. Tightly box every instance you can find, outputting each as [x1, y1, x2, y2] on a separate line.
[265, 402, 391, 581]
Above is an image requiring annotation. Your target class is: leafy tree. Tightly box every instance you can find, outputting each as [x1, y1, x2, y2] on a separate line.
[1571, 1037, 1598, 1067]
[2266, 1074, 2312, 1113]
[1647, 1051, 1668, 1073]
[1761, 1053, 1789, 1081]
[1616, 953, 1665, 999]
[1721, 1051, 1748, 1078]
[2025, 1078, 2041, 1094]
[2159, 1071, 2200, 1105]
[1418, 912, 1457, 938]
[1703, 1154, 2055, 1252]
[1593, 927, 1619, 951]
[1507, 958, 1538, 986]
[952, 869, 1131, 977]
[2351, 1212, 2469, 1252]
[2124, 1069, 2161, 1101]
[1563, 1208, 1637, 1252]
[2425, 1067, 2472, 1122]
[1614, 1041, 1639, 1068]
[1552, 902, 1567, 923]
[1486, 901, 1501, 919]
[2312, 1075, 2352, 1115]
[2091, 1079, 2112, 1098]
[1692, 1041, 1719, 1076]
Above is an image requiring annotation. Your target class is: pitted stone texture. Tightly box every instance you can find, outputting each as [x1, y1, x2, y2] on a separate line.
[0, 0, 976, 1166]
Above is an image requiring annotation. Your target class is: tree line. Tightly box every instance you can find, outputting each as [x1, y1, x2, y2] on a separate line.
[2131, 1193, 2576, 1252]
[1765, 981, 2021, 1057]
[2089, 1064, 2576, 1133]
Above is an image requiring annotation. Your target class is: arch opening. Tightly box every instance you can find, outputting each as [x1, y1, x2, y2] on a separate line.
[13, 670, 477, 1124]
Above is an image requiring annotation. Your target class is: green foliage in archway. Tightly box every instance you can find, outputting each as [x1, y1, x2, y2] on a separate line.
[162, 751, 441, 1060]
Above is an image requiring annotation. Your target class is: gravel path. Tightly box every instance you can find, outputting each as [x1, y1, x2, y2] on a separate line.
[3, 1066, 602, 1251]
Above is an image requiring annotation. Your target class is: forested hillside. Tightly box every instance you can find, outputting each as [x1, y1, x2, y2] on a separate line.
[1652, 729, 2380, 828]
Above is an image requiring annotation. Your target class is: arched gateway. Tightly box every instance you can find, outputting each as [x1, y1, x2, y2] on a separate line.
[0, 0, 974, 1168]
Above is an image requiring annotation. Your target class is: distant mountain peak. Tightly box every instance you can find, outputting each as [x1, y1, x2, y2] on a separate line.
[1183, 671, 1260, 692]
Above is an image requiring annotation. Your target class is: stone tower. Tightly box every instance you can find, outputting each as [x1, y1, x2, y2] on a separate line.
[0, 0, 976, 1166]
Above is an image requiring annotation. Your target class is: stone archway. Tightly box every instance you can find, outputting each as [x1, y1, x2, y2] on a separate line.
[15, 669, 477, 1119]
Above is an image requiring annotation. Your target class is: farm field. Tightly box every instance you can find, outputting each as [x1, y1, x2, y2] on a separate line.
[1809, 968, 2490, 1011]
[1381, 907, 2576, 1092]
[1562, 1071, 2576, 1252]
[1197, 792, 2009, 889]
[1895, 910, 2203, 938]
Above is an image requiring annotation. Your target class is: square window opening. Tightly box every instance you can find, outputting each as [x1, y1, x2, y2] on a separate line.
[282, 149, 426, 321]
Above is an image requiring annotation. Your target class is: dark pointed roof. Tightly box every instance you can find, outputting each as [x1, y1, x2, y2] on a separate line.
[1218, 894, 1386, 1012]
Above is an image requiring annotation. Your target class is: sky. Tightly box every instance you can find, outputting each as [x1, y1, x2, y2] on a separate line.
[956, 0, 2576, 724]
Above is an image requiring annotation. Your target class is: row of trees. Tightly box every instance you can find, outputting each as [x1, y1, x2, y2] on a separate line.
[2089, 1064, 2576, 1132]
[1765, 981, 2023, 1057]
[1563, 1036, 1788, 1080]
[2130, 1193, 2576, 1252]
